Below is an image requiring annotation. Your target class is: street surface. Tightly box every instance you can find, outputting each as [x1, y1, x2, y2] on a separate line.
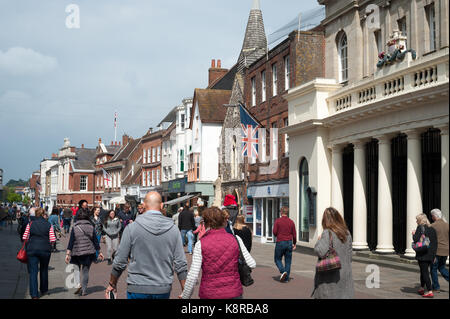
[0, 221, 448, 299]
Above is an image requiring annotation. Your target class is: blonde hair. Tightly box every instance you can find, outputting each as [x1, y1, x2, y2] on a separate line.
[416, 214, 431, 226]
[234, 214, 247, 230]
[35, 208, 45, 218]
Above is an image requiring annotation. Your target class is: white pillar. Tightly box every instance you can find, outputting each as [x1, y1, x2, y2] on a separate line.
[437, 125, 449, 221]
[352, 140, 369, 250]
[375, 135, 395, 253]
[404, 129, 423, 258]
[331, 144, 344, 215]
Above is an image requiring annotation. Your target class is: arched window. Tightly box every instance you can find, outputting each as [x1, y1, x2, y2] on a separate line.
[337, 32, 348, 83]
[299, 158, 310, 242]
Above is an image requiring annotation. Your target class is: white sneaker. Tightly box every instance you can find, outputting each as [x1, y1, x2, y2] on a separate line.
[280, 272, 287, 282]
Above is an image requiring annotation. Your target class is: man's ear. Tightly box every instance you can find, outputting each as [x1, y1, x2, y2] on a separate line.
[160, 203, 164, 211]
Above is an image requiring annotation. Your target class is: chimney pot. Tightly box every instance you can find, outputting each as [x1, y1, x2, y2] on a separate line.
[211, 59, 216, 68]
[111, 141, 113, 145]
[217, 59, 221, 68]
[81, 144, 84, 148]
[115, 141, 118, 145]
[99, 138, 102, 145]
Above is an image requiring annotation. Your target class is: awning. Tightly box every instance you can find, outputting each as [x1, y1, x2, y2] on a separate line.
[109, 196, 126, 204]
[163, 194, 196, 206]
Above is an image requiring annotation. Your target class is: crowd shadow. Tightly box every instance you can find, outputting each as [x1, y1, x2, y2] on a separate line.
[87, 285, 106, 294]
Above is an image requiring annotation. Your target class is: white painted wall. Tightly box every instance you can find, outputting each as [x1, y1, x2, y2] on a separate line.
[200, 123, 222, 182]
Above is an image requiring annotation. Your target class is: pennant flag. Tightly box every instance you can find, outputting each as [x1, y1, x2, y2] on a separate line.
[239, 103, 260, 158]
[102, 168, 112, 188]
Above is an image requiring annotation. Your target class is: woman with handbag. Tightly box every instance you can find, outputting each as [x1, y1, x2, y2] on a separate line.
[180, 207, 256, 299]
[313, 207, 354, 299]
[21, 208, 56, 299]
[412, 213, 438, 298]
[65, 208, 104, 296]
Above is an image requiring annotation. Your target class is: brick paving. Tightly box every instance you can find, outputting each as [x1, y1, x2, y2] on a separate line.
[1, 221, 448, 299]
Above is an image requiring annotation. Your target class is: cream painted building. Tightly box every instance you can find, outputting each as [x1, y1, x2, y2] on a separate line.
[281, 0, 448, 257]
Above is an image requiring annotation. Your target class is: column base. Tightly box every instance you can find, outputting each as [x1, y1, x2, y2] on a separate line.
[375, 246, 395, 254]
[403, 248, 416, 259]
[352, 242, 369, 250]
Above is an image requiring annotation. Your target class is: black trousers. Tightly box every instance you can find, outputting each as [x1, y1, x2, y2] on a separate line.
[418, 261, 432, 291]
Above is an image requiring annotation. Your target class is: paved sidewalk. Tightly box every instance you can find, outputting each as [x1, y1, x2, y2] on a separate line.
[1, 222, 448, 299]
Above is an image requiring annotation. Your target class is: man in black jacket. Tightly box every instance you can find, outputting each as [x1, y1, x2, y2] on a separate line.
[178, 203, 195, 254]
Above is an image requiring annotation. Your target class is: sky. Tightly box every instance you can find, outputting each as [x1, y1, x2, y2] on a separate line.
[0, 0, 321, 183]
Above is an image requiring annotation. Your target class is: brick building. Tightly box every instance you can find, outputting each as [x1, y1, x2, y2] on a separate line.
[55, 138, 97, 208]
[244, 29, 325, 242]
[141, 128, 163, 199]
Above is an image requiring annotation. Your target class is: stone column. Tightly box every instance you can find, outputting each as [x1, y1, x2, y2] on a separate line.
[352, 140, 369, 250]
[437, 125, 449, 221]
[375, 135, 395, 253]
[331, 144, 344, 215]
[404, 129, 423, 258]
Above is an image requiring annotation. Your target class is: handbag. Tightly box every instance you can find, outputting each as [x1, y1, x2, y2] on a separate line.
[17, 222, 32, 264]
[233, 235, 254, 287]
[412, 226, 430, 252]
[316, 231, 342, 272]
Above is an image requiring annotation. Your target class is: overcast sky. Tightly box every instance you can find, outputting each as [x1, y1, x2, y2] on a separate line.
[0, 0, 321, 182]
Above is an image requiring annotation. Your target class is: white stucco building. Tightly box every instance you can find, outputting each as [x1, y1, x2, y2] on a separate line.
[281, 0, 449, 258]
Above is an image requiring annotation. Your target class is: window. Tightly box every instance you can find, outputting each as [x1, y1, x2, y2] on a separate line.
[80, 175, 87, 191]
[147, 171, 150, 186]
[147, 148, 151, 163]
[142, 172, 146, 186]
[181, 114, 185, 130]
[426, 4, 436, 52]
[180, 149, 185, 171]
[284, 118, 289, 156]
[251, 77, 256, 106]
[272, 122, 278, 161]
[338, 32, 348, 83]
[157, 146, 161, 162]
[261, 70, 266, 102]
[284, 56, 290, 90]
[156, 170, 160, 186]
[152, 170, 155, 186]
[272, 64, 278, 96]
[117, 172, 121, 188]
[152, 148, 156, 162]
[143, 149, 146, 164]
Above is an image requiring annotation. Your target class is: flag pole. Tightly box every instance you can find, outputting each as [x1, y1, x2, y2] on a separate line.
[114, 111, 117, 143]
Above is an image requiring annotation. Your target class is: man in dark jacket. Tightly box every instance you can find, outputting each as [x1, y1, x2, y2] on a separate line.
[178, 203, 195, 254]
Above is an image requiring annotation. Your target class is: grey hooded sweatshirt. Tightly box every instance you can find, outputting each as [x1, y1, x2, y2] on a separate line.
[111, 210, 188, 295]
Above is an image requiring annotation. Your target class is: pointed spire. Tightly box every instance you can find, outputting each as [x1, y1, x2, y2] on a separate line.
[237, 0, 267, 73]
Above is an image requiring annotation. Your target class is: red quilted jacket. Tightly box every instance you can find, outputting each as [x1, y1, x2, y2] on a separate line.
[199, 228, 242, 299]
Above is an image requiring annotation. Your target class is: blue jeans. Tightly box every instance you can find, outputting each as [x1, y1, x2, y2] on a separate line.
[95, 234, 102, 259]
[431, 256, 449, 290]
[180, 229, 194, 253]
[127, 292, 170, 299]
[27, 251, 51, 298]
[274, 241, 293, 280]
[63, 218, 71, 233]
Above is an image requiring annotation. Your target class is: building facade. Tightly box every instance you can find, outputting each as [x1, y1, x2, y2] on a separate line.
[282, 0, 449, 257]
[141, 129, 163, 199]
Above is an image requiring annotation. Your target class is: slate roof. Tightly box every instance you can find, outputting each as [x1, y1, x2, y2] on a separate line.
[208, 63, 238, 90]
[110, 138, 141, 162]
[72, 148, 97, 171]
[189, 89, 232, 129]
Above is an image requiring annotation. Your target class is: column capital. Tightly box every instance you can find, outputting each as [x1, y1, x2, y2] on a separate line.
[434, 124, 449, 136]
[402, 128, 425, 140]
[328, 143, 346, 153]
[373, 133, 397, 144]
[350, 138, 371, 149]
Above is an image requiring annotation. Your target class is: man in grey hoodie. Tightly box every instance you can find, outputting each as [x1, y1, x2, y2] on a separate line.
[105, 192, 187, 299]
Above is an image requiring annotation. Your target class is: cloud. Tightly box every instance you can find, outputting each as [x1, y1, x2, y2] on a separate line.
[0, 47, 58, 76]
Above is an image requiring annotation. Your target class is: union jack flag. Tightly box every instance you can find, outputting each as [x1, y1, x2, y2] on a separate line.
[240, 103, 260, 158]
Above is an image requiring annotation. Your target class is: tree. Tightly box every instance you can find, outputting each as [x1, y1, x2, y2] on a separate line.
[7, 191, 22, 203]
[23, 196, 31, 205]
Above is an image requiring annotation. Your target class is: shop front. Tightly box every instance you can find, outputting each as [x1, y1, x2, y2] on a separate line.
[247, 182, 289, 243]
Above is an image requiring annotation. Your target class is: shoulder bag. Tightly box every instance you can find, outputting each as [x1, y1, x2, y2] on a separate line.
[233, 235, 254, 287]
[316, 230, 342, 272]
[17, 222, 32, 263]
[412, 225, 430, 253]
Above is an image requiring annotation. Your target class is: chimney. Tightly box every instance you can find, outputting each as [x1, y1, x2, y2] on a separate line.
[111, 141, 114, 145]
[122, 134, 129, 146]
[98, 138, 102, 145]
[115, 141, 118, 146]
[148, 127, 153, 134]
[119, 141, 121, 146]
[70, 147, 76, 153]
[208, 58, 228, 86]
[81, 144, 84, 148]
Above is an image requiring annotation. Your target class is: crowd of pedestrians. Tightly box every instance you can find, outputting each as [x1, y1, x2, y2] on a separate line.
[4, 190, 448, 300]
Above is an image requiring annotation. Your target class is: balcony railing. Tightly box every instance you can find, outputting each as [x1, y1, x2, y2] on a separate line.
[328, 49, 448, 114]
